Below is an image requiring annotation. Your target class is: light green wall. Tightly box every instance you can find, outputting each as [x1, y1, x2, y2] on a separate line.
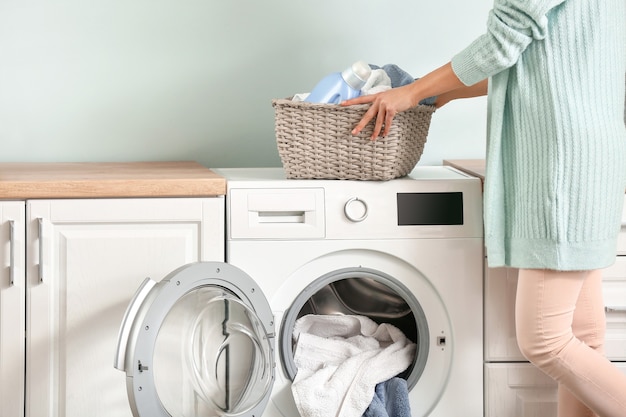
[0, 0, 490, 168]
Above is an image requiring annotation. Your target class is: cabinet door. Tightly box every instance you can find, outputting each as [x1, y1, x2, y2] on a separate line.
[484, 265, 523, 361]
[0, 202, 26, 417]
[485, 262, 626, 362]
[485, 363, 557, 417]
[485, 363, 626, 417]
[26, 198, 224, 417]
[601, 257, 626, 360]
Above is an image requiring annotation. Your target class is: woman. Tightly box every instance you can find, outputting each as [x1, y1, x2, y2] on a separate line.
[342, 0, 626, 416]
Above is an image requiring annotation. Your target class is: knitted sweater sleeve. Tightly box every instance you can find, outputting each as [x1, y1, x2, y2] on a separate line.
[451, 0, 568, 86]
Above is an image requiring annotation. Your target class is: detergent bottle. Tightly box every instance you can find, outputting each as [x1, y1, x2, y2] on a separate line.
[304, 60, 371, 104]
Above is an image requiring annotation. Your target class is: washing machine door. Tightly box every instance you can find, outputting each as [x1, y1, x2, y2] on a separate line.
[114, 262, 275, 417]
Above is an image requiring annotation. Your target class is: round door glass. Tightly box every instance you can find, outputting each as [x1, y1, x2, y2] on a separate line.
[152, 286, 273, 417]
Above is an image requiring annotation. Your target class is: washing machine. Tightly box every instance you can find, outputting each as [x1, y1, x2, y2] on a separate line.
[114, 166, 484, 417]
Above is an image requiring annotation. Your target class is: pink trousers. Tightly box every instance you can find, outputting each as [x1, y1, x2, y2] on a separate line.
[516, 269, 626, 417]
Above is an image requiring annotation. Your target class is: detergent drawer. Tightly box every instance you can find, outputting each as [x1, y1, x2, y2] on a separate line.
[228, 188, 325, 239]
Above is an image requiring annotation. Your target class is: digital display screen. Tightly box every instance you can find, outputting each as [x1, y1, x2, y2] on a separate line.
[397, 192, 464, 226]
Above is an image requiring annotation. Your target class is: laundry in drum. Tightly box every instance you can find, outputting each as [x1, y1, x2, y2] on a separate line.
[291, 314, 416, 417]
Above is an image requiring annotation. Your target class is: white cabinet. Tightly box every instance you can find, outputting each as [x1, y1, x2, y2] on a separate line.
[485, 260, 626, 416]
[2, 197, 224, 417]
[444, 161, 626, 416]
[485, 261, 626, 362]
[485, 196, 626, 417]
[0, 202, 26, 417]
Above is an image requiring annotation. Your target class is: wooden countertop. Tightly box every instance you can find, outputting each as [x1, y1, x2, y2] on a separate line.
[443, 159, 485, 181]
[0, 161, 226, 199]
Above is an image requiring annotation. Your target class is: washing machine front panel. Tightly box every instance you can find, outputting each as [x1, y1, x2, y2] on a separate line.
[227, 240, 483, 417]
[219, 167, 484, 417]
[114, 262, 276, 417]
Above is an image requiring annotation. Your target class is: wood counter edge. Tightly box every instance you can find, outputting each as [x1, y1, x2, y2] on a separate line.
[0, 161, 226, 199]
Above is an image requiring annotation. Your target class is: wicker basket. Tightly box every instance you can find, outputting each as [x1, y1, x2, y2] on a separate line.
[272, 98, 435, 180]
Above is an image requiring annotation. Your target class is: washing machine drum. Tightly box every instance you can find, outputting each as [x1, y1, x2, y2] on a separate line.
[114, 262, 276, 417]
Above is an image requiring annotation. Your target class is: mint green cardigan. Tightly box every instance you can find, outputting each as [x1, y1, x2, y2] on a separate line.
[451, 0, 626, 270]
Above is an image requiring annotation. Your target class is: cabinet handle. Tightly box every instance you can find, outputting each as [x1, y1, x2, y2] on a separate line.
[9, 220, 15, 286]
[38, 218, 44, 283]
[605, 306, 626, 313]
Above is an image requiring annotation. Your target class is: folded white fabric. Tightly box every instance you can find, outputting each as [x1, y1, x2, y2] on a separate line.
[291, 92, 309, 102]
[291, 315, 416, 417]
[360, 69, 392, 96]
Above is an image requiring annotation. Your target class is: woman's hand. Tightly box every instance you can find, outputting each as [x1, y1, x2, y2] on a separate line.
[341, 63, 485, 141]
[341, 83, 420, 140]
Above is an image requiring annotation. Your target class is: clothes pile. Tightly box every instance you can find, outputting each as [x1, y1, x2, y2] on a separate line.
[291, 314, 415, 417]
[293, 63, 436, 106]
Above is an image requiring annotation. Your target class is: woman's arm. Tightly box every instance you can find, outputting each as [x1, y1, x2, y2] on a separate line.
[343, 0, 566, 140]
[342, 62, 484, 139]
[434, 79, 488, 108]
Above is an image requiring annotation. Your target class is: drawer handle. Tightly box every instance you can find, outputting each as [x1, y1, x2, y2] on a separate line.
[9, 220, 15, 286]
[38, 218, 44, 283]
[605, 306, 626, 313]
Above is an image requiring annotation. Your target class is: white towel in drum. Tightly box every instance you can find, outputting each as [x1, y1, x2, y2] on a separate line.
[291, 314, 416, 417]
